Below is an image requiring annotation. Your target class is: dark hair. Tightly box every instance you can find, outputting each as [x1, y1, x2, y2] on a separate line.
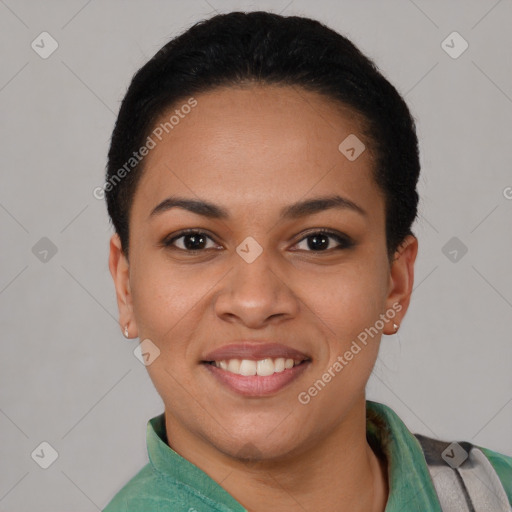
[105, 11, 420, 260]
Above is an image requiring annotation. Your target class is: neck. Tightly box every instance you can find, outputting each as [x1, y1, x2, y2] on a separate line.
[164, 396, 389, 512]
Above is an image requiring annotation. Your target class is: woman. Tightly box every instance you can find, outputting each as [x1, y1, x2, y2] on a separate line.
[103, 11, 511, 512]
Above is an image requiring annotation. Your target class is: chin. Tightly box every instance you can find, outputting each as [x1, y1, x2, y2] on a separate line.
[214, 424, 304, 461]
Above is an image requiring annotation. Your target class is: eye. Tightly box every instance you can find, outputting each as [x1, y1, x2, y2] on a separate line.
[163, 230, 219, 252]
[293, 229, 354, 252]
[162, 228, 354, 254]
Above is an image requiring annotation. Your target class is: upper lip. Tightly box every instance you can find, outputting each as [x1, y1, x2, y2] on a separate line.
[202, 342, 311, 362]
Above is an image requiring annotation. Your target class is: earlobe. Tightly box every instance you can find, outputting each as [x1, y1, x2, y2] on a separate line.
[383, 235, 418, 335]
[109, 234, 138, 338]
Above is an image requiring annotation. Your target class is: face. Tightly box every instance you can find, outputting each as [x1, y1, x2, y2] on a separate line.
[110, 84, 417, 461]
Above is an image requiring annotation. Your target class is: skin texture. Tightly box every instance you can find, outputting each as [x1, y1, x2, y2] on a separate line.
[109, 84, 418, 512]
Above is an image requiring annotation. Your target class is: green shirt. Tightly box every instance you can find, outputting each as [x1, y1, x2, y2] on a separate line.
[103, 400, 512, 511]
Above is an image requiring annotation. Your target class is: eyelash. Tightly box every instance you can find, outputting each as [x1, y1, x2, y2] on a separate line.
[162, 228, 354, 254]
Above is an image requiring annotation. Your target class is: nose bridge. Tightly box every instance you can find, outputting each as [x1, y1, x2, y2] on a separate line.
[232, 240, 280, 296]
[214, 239, 297, 325]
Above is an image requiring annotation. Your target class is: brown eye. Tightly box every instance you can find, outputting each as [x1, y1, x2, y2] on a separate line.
[294, 230, 353, 252]
[163, 230, 218, 251]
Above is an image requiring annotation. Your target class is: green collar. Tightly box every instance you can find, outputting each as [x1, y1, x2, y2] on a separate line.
[366, 401, 442, 511]
[146, 400, 442, 511]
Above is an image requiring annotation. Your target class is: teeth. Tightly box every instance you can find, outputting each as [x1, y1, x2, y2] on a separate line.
[274, 358, 285, 372]
[212, 357, 304, 376]
[257, 358, 275, 377]
[227, 359, 241, 373]
[239, 359, 256, 376]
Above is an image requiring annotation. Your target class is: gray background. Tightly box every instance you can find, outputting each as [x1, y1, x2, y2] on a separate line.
[1, 0, 511, 510]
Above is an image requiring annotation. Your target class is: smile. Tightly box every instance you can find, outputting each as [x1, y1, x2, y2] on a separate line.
[206, 357, 305, 376]
[202, 358, 311, 396]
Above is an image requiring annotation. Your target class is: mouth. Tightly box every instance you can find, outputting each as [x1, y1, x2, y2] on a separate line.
[202, 357, 309, 376]
[201, 355, 312, 397]
[200, 341, 312, 396]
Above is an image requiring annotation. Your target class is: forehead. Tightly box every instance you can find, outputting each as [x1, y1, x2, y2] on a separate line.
[132, 84, 382, 219]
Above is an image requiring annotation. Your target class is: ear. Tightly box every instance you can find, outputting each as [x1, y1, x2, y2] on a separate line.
[109, 233, 138, 338]
[383, 235, 418, 335]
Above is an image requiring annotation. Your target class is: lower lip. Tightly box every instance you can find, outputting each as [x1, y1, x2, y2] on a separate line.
[202, 361, 311, 397]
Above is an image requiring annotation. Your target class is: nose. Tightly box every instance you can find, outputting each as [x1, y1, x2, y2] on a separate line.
[213, 247, 299, 329]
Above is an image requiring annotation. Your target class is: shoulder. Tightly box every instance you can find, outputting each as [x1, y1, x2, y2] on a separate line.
[102, 463, 155, 511]
[415, 433, 512, 508]
[102, 462, 235, 512]
[101, 463, 188, 511]
[478, 444, 512, 504]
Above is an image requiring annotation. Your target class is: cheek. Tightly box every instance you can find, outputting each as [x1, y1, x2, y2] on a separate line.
[130, 255, 208, 336]
[295, 271, 385, 423]
[295, 256, 388, 400]
[298, 261, 388, 339]
[129, 256, 230, 379]
[129, 262, 206, 401]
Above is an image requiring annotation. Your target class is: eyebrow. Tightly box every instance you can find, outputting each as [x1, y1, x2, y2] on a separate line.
[149, 194, 367, 220]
